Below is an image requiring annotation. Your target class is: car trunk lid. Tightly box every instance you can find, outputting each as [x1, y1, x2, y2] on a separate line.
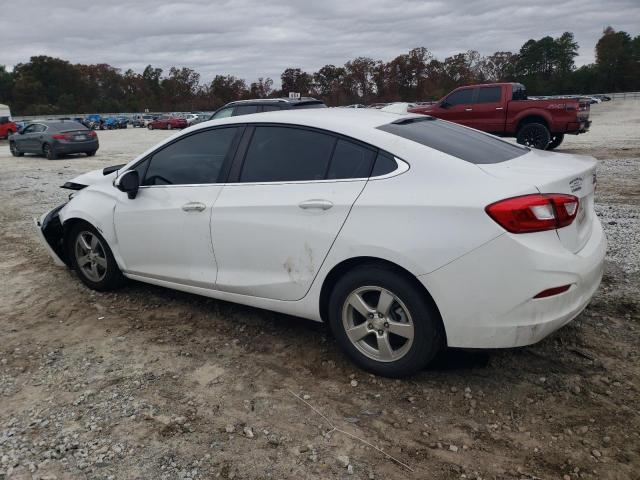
[478, 148, 597, 253]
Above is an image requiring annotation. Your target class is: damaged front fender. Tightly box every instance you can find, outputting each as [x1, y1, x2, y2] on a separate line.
[34, 203, 69, 267]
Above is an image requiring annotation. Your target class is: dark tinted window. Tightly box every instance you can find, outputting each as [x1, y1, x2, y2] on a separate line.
[34, 124, 47, 133]
[261, 105, 281, 112]
[143, 127, 239, 185]
[50, 122, 88, 132]
[292, 102, 326, 109]
[475, 87, 501, 103]
[240, 126, 335, 182]
[22, 124, 37, 134]
[512, 84, 527, 100]
[327, 140, 375, 179]
[377, 117, 527, 164]
[445, 89, 473, 106]
[371, 152, 398, 176]
[233, 105, 259, 116]
[0, 116, 9, 124]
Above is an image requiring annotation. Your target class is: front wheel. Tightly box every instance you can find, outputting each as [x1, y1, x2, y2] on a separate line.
[10, 141, 23, 157]
[546, 133, 565, 150]
[516, 123, 551, 150]
[167, 124, 173, 130]
[68, 223, 125, 291]
[328, 264, 443, 377]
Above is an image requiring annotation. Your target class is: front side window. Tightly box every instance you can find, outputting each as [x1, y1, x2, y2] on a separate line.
[475, 86, 502, 103]
[22, 124, 36, 134]
[211, 107, 234, 120]
[240, 126, 335, 182]
[326, 139, 376, 179]
[445, 88, 473, 106]
[233, 105, 259, 116]
[142, 127, 239, 185]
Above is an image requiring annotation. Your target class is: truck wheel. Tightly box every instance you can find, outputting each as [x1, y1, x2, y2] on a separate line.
[517, 123, 551, 150]
[547, 134, 565, 150]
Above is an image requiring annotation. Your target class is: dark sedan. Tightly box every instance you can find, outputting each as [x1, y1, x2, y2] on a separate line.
[9, 121, 99, 160]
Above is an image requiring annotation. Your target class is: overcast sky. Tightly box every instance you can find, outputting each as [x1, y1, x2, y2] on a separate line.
[2, 0, 639, 86]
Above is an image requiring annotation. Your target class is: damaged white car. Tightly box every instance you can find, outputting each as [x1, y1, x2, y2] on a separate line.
[35, 109, 606, 377]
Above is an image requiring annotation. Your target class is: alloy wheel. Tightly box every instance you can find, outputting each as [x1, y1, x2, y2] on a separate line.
[74, 231, 108, 282]
[341, 286, 415, 362]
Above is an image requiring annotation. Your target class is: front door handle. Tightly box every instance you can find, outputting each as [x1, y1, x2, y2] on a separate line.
[298, 199, 333, 210]
[495, 107, 504, 110]
[182, 202, 206, 212]
[465, 108, 473, 112]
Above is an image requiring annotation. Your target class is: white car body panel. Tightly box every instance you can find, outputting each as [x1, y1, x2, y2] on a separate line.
[40, 108, 605, 350]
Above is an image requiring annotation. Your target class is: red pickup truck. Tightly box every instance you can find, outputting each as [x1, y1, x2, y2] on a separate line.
[408, 83, 591, 150]
[0, 104, 17, 139]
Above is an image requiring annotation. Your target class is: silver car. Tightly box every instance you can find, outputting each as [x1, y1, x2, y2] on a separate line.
[10, 121, 99, 159]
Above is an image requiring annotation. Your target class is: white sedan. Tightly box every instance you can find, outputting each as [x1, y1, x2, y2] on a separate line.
[35, 109, 606, 377]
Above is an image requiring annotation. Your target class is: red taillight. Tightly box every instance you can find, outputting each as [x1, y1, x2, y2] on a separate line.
[52, 133, 72, 140]
[534, 285, 571, 298]
[87, 130, 97, 138]
[486, 194, 579, 233]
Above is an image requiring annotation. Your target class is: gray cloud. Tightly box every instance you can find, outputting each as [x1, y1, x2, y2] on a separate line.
[2, 0, 639, 86]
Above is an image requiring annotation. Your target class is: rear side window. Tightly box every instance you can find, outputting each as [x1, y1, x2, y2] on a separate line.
[326, 140, 376, 179]
[240, 126, 335, 182]
[371, 152, 398, 176]
[143, 127, 239, 185]
[233, 105, 259, 116]
[377, 117, 527, 164]
[445, 89, 473, 106]
[475, 87, 501, 103]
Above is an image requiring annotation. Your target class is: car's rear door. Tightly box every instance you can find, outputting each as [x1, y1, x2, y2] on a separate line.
[210, 125, 375, 301]
[468, 85, 505, 132]
[114, 126, 243, 286]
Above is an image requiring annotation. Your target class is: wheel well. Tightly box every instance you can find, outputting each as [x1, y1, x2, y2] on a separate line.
[517, 115, 548, 133]
[319, 256, 446, 340]
[61, 218, 95, 260]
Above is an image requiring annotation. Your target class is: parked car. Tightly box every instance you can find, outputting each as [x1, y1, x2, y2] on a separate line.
[209, 97, 326, 120]
[408, 83, 591, 150]
[34, 109, 605, 377]
[10, 120, 98, 159]
[115, 116, 129, 129]
[148, 116, 188, 130]
[593, 94, 611, 101]
[85, 114, 103, 130]
[132, 114, 155, 128]
[0, 103, 17, 139]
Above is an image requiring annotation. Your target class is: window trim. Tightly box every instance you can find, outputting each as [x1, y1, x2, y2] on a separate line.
[226, 122, 405, 185]
[130, 125, 246, 188]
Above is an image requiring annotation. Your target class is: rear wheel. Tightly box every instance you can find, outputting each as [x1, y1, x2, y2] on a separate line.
[68, 223, 125, 291]
[148, 124, 153, 130]
[328, 264, 443, 377]
[167, 124, 173, 130]
[86, 150, 97, 157]
[516, 123, 551, 150]
[547, 133, 565, 150]
[43, 143, 57, 160]
[10, 141, 23, 157]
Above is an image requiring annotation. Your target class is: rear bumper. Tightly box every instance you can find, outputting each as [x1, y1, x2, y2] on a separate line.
[566, 120, 591, 134]
[53, 139, 99, 153]
[419, 219, 606, 349]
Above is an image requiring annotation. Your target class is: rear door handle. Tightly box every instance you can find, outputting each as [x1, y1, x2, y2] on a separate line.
[495, 107, 504, 110]
[465, 108, 473, 112]
[298, 199, 333, 210]
[182, 202, 206, 212]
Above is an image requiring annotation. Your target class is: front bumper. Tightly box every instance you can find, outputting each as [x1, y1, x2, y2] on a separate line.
[34, 204, 68, 267]
[419, 219, 606, 349]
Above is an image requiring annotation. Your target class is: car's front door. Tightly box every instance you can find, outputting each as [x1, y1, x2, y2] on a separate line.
[432, 88, 476, 127]
[114, 126, 242, 287]
[211, 125, 376, 301]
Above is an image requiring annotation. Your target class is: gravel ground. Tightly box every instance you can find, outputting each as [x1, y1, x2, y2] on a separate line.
[0, 103, 638, 480]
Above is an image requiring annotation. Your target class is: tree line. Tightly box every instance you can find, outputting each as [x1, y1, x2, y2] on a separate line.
[0, 26, 638, 116]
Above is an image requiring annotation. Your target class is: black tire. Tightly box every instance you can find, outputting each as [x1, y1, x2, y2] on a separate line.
[547, 133, 565, 150]
[328, 264, 443, 377]
[10, 141, 23, 157]
[516, 122, 551, 150]
[43, 143, 57, 160]
[167, 124, 173, 130]
[86, 150, 97, 157]
[67, 222, 126, 291]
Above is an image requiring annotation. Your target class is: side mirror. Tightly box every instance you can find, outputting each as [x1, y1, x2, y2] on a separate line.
[115, 170, 140, 199]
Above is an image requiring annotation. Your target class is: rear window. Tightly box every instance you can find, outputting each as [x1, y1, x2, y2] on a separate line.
[377, 117, 528, 164]
[50, 122, 88, 132]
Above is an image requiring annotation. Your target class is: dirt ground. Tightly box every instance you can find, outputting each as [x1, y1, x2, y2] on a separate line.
[1, 103, 638, 480]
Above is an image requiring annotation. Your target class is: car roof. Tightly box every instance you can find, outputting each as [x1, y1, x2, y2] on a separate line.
[224, 97, 324, 107]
